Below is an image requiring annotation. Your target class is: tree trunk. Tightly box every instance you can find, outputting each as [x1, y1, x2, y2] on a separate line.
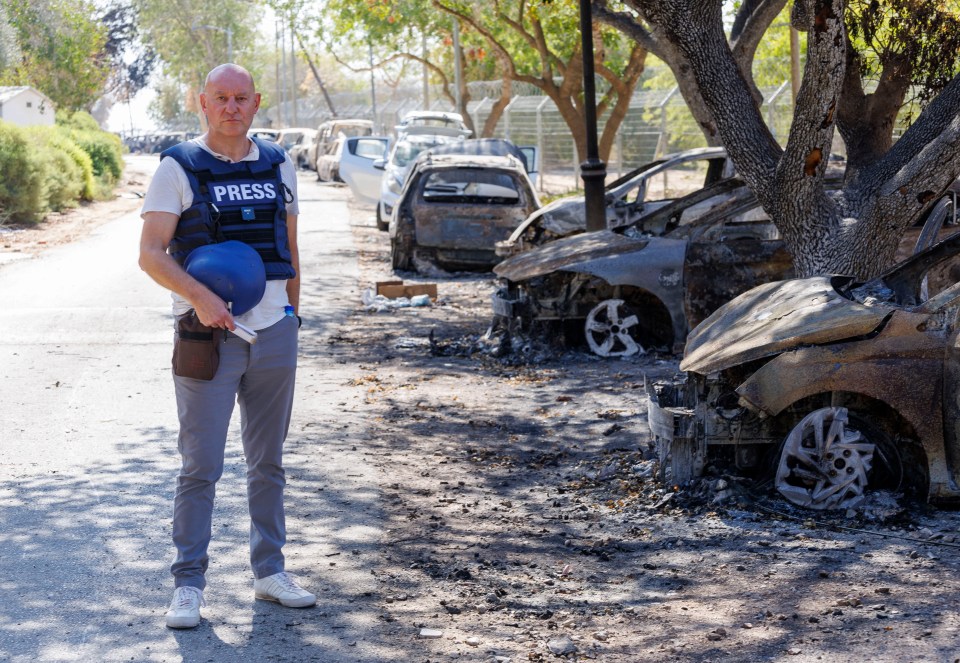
[597, 44, 648, 160]
[482, 58, 514, 138]
[836, 44, 911, 176]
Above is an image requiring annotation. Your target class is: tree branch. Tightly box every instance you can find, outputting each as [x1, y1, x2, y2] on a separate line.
[592, 0, 662, 57]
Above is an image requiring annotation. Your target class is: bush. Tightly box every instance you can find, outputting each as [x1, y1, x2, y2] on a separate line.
[54, 130, 96, 201]
[0, 112, 124, 223]
[58, 111, 125, 194]
[0, 121, 45, 224]
[56, 110, 102, 133]
[70, 129, 123, 182]
[26, 127, 95, 211]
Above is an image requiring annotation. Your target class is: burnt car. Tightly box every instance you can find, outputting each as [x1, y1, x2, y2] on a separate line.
[389, 152, 540, 272]
[492, 179, 791, 356]
[496, 147, 733, 258]
[646, 227, 960, 511]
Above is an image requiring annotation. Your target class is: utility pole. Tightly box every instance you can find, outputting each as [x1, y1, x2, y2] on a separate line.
[290, 14, 298, 126]
[577, 0, 606, 232]
[369, 40, 378, 130]
[452, 18, 463, 114]
[280, 19, 288, 127]
[422, 32, 430, 109]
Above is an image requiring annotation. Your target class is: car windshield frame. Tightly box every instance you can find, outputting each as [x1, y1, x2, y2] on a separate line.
[419, 168, 523, 205]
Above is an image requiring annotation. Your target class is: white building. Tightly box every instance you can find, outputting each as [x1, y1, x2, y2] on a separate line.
[0, 86, 55, 127]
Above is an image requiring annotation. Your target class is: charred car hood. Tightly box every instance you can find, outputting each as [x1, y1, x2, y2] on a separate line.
[680, 276, 894, 375]
[494, 230, 650, 282]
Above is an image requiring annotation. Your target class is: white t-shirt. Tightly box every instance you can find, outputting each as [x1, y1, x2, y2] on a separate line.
[141, 136, 299, 331]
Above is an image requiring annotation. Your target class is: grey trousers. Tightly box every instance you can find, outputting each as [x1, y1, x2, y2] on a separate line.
[170, 315, 298, 590]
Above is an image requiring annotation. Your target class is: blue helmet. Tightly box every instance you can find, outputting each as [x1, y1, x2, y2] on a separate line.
[183, 241, 267, 316]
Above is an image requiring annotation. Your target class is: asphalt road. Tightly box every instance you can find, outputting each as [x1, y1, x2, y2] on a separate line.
[0, 156, 386, 662]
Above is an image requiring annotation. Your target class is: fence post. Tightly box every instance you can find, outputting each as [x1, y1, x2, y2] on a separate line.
[503, 95, 519, 141]
[573, 136, 579, 190]
[766, 80, 790, 141]
[616, 128, 623, 179]
[656, 86, 678, 158]
[473, 97, 490, 137]
[536, 97, 549, 193]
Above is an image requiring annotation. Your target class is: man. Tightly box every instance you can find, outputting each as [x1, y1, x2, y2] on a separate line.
[139, 63, 315, 629]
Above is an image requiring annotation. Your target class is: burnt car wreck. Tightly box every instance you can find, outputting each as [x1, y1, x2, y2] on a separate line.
[390, 152, 540, 272]
[647, 230, 960, 510]
[492, 180, 793, 356]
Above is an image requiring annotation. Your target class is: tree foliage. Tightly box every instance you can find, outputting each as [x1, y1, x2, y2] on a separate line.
[616, 0, 960, 280]
[839, 0, 960, 169]
[99, 1, 157, 102]
[0, 0, 111, 111]
[133, 0, 263, 129]
[317, 0, 647, 161]
[0, 4, 19, 72]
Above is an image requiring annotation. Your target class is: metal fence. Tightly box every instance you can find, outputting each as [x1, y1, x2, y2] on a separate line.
[264, 78, 799, 195]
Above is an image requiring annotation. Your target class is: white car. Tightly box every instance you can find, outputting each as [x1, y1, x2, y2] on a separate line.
[394, 110, 471, 136]
[288, 129, 317, 169]
[307, 119, 374, 173]
[335, 136, 390, 200]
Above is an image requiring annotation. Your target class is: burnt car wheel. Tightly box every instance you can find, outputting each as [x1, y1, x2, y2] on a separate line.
[775, 406, 902, 510]
[584, 299, 645, 357]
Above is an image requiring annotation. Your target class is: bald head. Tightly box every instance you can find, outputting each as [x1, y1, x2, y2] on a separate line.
[204, 63, 255, 92]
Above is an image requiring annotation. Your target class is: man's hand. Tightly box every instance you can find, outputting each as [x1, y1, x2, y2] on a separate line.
[192, 289, 235, 330]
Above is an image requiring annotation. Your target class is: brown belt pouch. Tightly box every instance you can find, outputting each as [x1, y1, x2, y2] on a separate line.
[172, 310, 223, 380]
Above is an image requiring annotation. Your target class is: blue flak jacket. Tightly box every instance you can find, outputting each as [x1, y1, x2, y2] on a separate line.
[162, 137, 295, 281]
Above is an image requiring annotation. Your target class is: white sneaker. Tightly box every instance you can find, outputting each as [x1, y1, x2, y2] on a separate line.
[165, 586, 204, 629]
[253, 571, 316, 608]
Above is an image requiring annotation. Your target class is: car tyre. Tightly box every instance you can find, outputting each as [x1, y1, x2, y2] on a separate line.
[376, 204, 389, 232]
[774, 406, 904, 511]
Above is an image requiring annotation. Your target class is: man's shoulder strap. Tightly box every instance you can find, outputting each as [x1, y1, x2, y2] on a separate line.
[250, 136, 287, 168]
[159, 140, 209, 173]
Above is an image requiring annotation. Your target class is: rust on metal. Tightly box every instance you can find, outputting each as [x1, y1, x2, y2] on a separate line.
[648, 229, 960, 507]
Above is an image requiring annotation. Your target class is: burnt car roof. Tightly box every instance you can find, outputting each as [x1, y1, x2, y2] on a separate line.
[681, 229, 960, 375]
[502, 148, 731, 243]
[494, 179, 762, 283]
[422, 138, 530, 172]
[411, 152, 528, 173]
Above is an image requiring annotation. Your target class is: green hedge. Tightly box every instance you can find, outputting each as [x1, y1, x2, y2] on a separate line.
[0, 121, 45, 223]
[59, 111, 125, 188]
[0, 113, 122, 224]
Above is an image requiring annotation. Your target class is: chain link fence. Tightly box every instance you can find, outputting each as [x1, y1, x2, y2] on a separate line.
[265, 77, 799, 195]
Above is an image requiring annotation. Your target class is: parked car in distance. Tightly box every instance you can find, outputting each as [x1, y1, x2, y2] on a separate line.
[389, 152, 540, 273]
[289, 129, 317, 169]
[338, 136, 390, 206]
[646, 222, 960, 511]
[307, 119, 374, 172]
[394, 110, 471, 137]
[249, 128, 280, 142]
[317, 134, 376, 182]
[496, 147, 734, 258]
[276, 127, 312, 153]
